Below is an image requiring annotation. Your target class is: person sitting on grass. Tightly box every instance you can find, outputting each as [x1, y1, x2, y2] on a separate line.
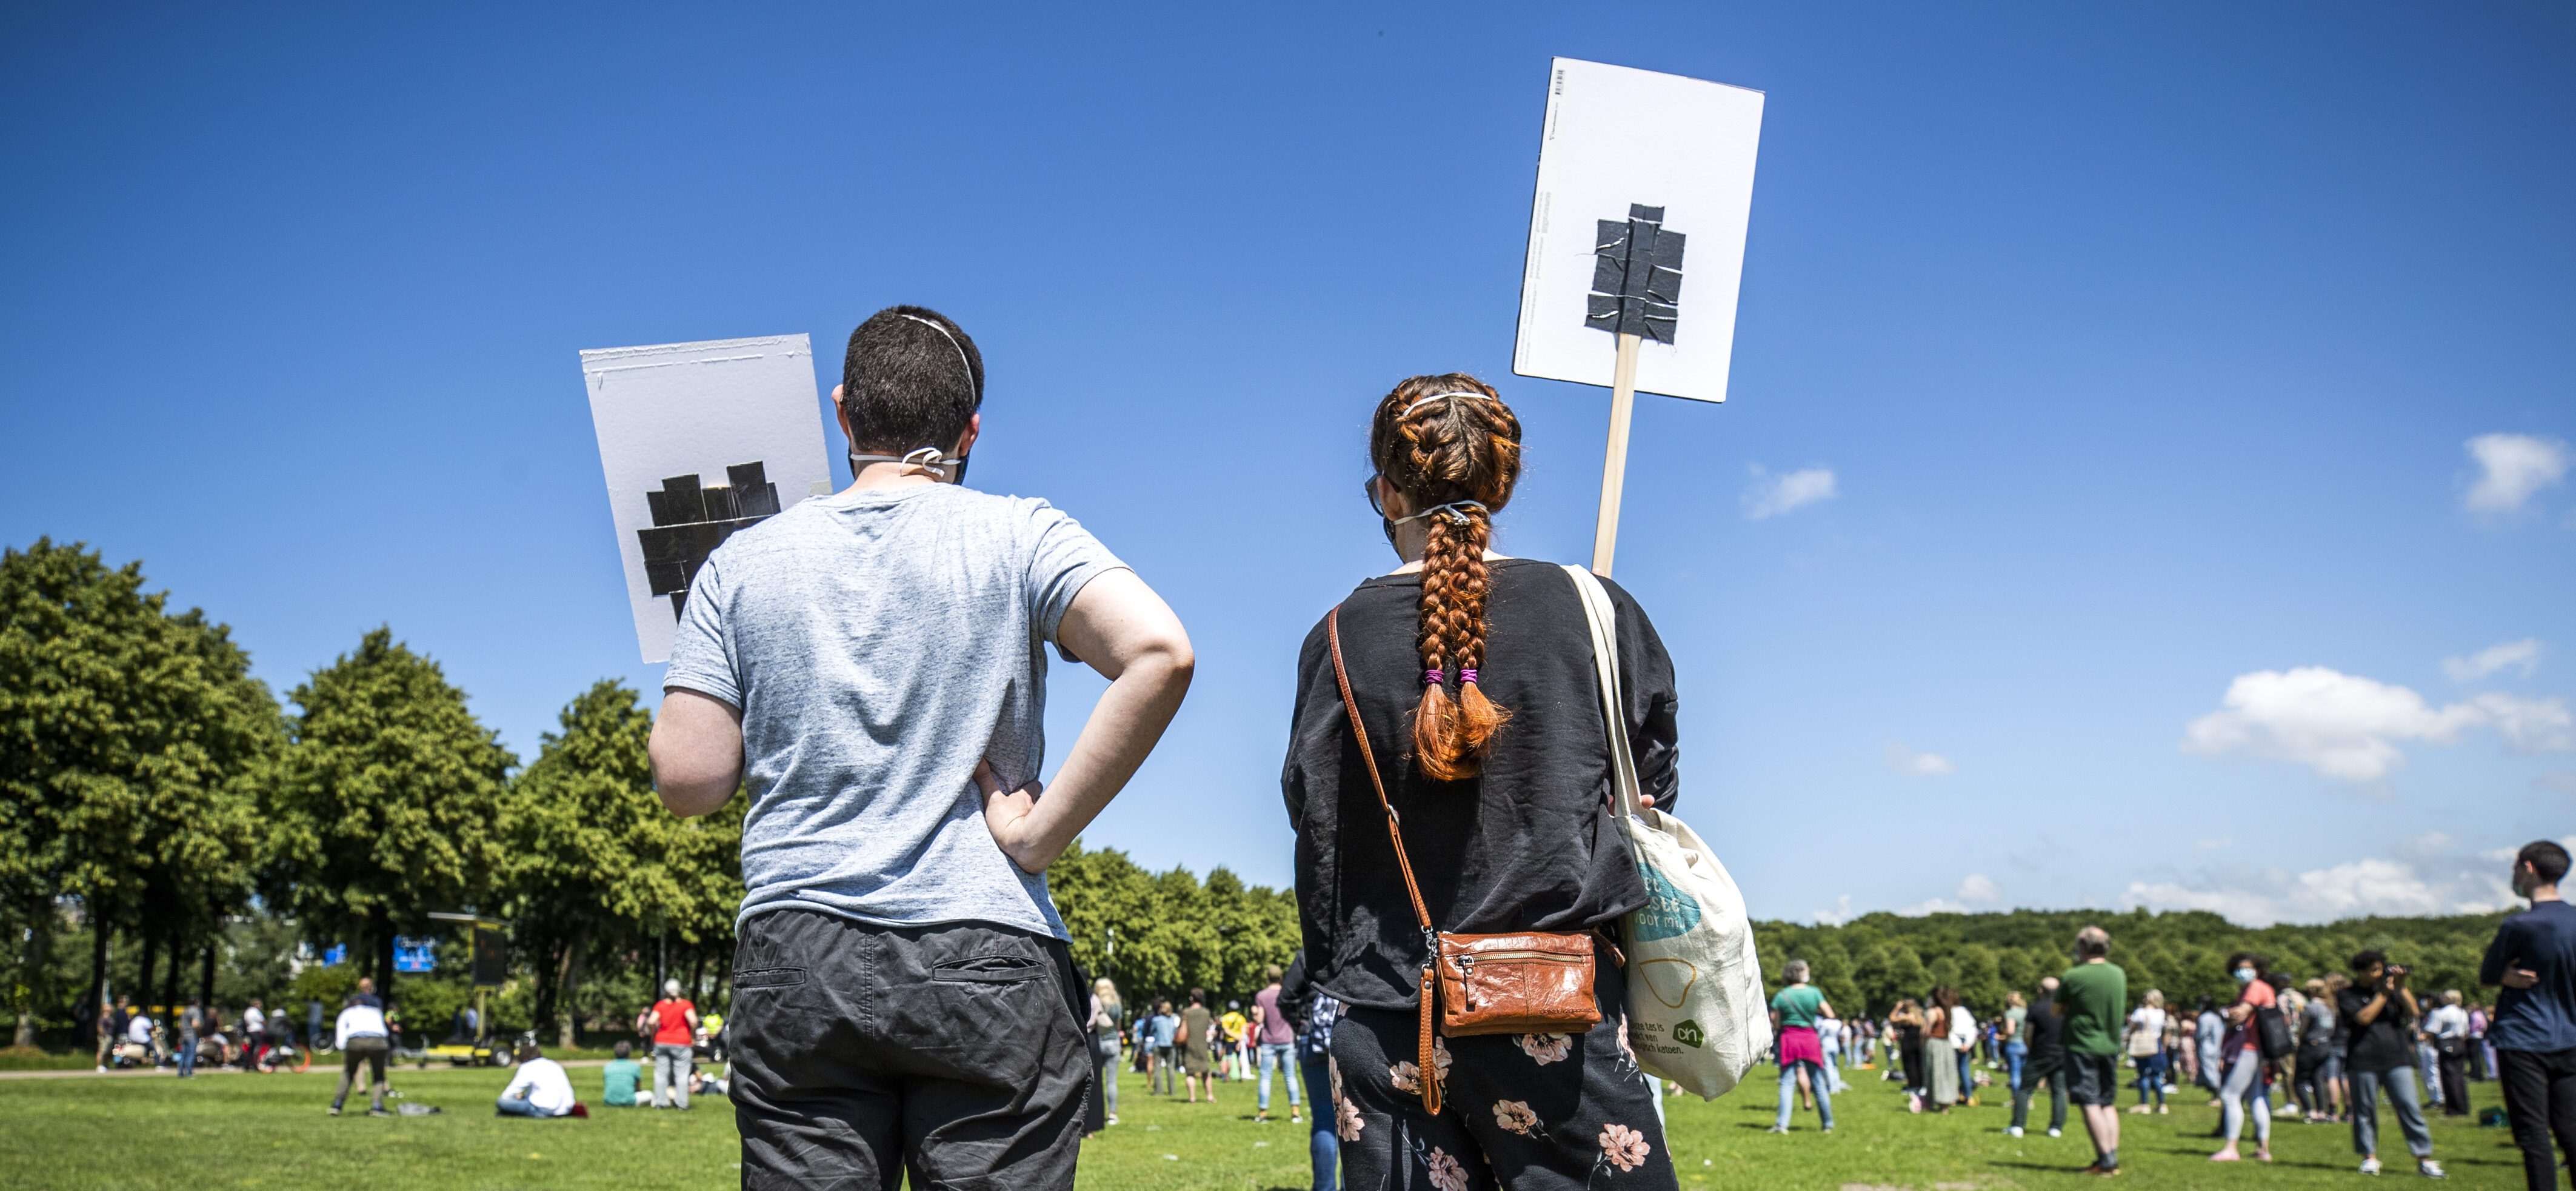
[496, 1043, 583, 1118]
[603, 1040, 644, 1107]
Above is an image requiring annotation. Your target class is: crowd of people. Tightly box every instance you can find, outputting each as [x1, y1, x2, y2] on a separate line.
[1749, 846, 2576, 1188]
[1088, 960, 1347, 1189]
[92, 987, 326, 1075]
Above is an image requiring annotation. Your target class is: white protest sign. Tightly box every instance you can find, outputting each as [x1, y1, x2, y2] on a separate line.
[1512, 58, 1764, 404]
[581, 334, 832, 663]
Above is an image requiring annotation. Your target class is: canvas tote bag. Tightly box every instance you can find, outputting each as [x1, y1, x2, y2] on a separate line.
[1563, 564, 1772, 1099]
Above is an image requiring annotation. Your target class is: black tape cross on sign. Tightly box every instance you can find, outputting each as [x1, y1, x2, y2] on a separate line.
[1587, 204, 1686, 344]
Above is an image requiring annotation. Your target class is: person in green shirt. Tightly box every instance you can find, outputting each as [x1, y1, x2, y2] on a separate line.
[1767, 959, 1837, 1133]
[603, 1039, 644, 1107]
[2057, 925, 2129, 1175]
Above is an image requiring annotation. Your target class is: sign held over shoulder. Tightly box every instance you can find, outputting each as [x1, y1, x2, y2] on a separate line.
[1513, 58, 1764, 404]
[581, 335, 832, 664]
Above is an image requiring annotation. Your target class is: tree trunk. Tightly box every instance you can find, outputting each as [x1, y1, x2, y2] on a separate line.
[529, 935, 561, 1044]
[135, 927, 158, 1015]
[81, 904, 110, 1047]
[159, 919, 181, 1020]
[686, 946, 704, 1001]
[12, 1013, 32, 1049]
[369, 906, 395, 1003]
[555, 928, 588, 1050]
[198, 938, 218, 1009]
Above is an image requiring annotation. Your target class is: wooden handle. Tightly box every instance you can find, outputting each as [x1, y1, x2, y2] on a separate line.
[1590, 332, 1641, 577]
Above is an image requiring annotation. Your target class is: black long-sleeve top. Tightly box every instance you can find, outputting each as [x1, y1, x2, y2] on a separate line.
[1281, 558, 1681, 1012]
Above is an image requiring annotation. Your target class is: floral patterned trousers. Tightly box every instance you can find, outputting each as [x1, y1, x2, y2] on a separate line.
[1329, 958, 1678, 1191]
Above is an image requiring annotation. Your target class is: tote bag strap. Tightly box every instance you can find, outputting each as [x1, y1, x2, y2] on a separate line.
[1561, 565, 1646, 820]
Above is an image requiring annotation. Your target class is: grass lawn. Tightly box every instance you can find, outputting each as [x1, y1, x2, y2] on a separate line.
[0, 1058, 2521, 1189]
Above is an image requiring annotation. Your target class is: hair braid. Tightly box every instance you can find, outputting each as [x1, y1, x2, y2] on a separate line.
[1369, 373, 1523, 781]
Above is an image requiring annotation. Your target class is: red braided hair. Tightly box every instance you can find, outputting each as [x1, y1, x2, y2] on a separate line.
[1369, 375, 1523, 781]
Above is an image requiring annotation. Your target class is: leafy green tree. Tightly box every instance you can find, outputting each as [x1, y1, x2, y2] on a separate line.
[501, 680, 744, 1046]
[0, 539, 278, 1040]
[263, 627, 514, 1002]
[1049, 842, 1302, 1012]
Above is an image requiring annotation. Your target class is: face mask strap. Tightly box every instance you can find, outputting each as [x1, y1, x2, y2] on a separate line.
[1389, 501, 1488, 528]
[848, 445, 967, 482]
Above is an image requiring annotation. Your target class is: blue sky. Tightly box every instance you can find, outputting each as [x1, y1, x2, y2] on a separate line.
[5, 2, 2569, 926]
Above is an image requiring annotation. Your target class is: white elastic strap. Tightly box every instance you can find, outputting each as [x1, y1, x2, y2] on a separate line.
[1563, 564, 1646, 819]
[847, 445, 961, 479]
[898, 313, 977, 396]
[1389, 500, 1487, 527]
[1401, 391, 1489, 418]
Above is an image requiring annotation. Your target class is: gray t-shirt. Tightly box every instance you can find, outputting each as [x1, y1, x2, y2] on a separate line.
[664, 482, 1126, 940]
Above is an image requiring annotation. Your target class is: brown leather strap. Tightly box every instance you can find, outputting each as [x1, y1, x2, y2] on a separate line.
[1327, 606, 1441, 1115]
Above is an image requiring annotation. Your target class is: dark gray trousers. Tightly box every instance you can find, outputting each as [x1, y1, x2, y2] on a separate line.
[730, 910, 1090, 1191]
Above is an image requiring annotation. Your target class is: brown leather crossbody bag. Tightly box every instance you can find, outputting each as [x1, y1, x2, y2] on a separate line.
[1328, 607, 1602, 1116]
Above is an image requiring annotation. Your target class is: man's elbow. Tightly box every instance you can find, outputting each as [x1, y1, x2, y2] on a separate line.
[1138, 632, 1196, 696]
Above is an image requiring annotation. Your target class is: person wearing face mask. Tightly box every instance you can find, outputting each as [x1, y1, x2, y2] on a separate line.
[2209, 952, 2275, 1163]
[1281, 376, 1683, 1191]
[650, 305, 1196, 1189]
[2483, 839, 2575, 1190]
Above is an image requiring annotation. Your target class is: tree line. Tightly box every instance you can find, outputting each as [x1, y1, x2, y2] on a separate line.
[1752, 906, 2512, 1019]
[0, 539, 1302, 1047]
[2, 538, 2517, 1049]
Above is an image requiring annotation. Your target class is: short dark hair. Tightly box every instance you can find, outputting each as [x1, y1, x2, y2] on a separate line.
[2224, 951, 2267, 976]
[1189, 988, 1206, 1006]
[839, 305, 984, 455]
[2351, 949, 2388, 974]
[613, 1040, 631, 1059]
[2521, 839, 2572, 886]
[517, 1043, 542, 1063]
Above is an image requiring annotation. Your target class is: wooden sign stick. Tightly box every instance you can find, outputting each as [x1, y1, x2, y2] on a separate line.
[1590, 332, 1642, 576]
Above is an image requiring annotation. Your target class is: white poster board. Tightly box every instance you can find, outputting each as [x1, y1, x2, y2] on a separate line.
[1512, 59, 1764, 404]
[581, 334, 832, 663]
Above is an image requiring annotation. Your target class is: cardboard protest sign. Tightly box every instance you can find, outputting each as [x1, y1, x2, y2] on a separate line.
[581, 334, 832, 662]
[1513, 58, 1765, 404]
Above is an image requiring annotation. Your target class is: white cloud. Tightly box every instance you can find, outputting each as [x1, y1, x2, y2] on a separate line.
[2475, 692, 2576, 753]
[2464, 433, 2570, 514]
[2446, 638, 2544, 682]
[1903, 873, 2005, 916]
[1813, 894, 1854, 926]
[2181, 666, 2573, 781]
[1883, 742, 1955, 776]
[2123, 836, 2574, 926]
[1743, 465, 1837, 519]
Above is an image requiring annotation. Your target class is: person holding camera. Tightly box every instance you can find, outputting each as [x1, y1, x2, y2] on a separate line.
[2338, 950, 2444, 1178]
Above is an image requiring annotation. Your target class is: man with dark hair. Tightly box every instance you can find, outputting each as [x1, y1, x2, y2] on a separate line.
[2010, 975, 2069, 1139]
[651, 305, 1194, 1189]
[2484, 839, 2576, 1190]
[2058, 926, 2126, 1175]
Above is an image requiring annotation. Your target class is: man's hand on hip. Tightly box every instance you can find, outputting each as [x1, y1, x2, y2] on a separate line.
[972, 569, 1193, 875]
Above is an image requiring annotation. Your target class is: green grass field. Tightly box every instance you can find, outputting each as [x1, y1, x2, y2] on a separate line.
[0, 1058, 2521, 1189]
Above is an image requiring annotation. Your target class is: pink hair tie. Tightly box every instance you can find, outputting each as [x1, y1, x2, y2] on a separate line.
[1459, 669, 1479, 684]
[1424, 669, 1446, 686]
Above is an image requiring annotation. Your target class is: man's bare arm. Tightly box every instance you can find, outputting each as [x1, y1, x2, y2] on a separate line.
[978, 568, 1193, 873]
[650, 689, 744, 818]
